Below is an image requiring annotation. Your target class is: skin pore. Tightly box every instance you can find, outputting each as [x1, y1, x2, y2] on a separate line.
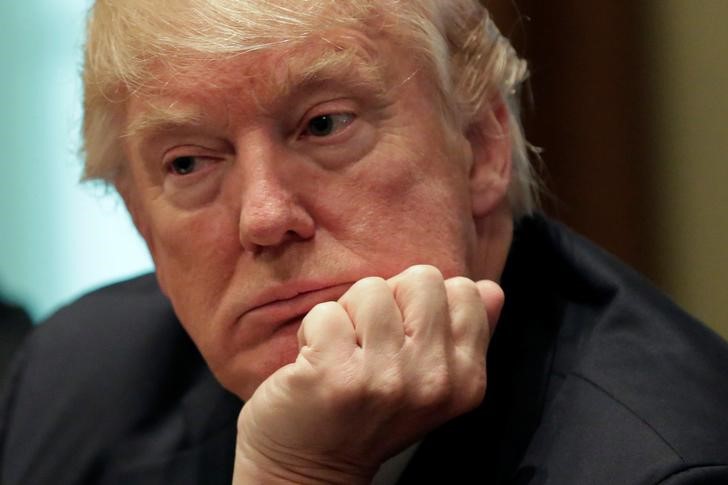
[117, 27, 513, 401]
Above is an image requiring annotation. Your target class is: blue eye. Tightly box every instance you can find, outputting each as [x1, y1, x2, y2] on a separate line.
[304, 113, 354, 138]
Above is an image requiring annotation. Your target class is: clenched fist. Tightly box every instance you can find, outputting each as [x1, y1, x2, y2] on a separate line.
[233, 265, 504, 484]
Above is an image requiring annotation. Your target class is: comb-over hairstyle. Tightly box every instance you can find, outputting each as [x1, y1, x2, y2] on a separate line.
[82, 0, 536, 215]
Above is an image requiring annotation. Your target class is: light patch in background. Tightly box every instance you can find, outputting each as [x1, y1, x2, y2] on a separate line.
[647, 0, 728, 338]
[0, 1, 153, 322]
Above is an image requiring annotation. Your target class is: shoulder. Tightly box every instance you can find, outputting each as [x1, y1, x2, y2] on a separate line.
[0, 300, 32, 376]
[0, 274, 239, 484]
[4, 273, 190, 403]
[511, 215, 728, 483]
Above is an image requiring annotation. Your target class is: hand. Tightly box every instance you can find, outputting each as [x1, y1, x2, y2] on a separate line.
[233, 265, 504, 484]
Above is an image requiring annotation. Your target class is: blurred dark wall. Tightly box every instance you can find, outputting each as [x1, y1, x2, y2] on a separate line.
[485, 1, 658, 281]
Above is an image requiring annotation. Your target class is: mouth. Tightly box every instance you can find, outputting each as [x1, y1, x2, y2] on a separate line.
[241, 283, 353, 333]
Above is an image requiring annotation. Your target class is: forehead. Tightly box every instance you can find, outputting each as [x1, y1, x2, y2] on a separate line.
[124, 29, 398, 135]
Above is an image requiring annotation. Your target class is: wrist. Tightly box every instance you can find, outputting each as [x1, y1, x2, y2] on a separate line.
[233, 436, 376, 485]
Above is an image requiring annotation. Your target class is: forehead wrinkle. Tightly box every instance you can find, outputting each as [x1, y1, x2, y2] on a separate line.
[123, 101, 205, 140]
[257, 42, 391, 113]
[123, 34, 401, 140]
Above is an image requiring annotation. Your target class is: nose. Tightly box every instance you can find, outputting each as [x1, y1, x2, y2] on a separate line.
[237, 148, 316, 254]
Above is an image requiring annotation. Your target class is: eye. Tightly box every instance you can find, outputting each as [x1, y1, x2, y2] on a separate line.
[168, 156, 198, 175]
[301, 113, 355, 138]
[167, 155, 220, 176]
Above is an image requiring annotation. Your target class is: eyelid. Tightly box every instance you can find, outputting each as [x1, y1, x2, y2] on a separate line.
[162, 147, 225, 177]
[301, 95, 357, 119]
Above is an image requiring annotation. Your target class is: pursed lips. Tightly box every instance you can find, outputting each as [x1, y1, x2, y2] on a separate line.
[240, 282, 354, 330]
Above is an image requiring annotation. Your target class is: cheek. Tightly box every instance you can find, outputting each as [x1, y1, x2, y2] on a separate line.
[147, 205, 240, 324]
[319, 153, 474, 277]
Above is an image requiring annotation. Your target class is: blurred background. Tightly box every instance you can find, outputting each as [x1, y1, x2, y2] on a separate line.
[0, 0, 153, 373]
[486, 0, 728, 339]
[1, 1, 726, 372]
[0, 0, 153, 321]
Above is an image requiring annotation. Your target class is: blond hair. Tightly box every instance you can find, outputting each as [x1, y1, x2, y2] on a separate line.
[82, 0, 536, 214]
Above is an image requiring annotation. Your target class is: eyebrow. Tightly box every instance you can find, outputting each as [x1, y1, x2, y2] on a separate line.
[123, 102, 205, 140]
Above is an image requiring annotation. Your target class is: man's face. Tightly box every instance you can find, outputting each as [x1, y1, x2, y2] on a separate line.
[120, 29, 509, 399]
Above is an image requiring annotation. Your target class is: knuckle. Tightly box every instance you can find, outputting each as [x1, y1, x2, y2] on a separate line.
[452, 365, 487, 414]
[312, 300, 341, 313]
[404, 264, 443, 282]
[466, 371, 487, 403]
[304, 300, 340, 321]
[348, 276, 387, 295]
[460, 377, 487, 413]
[445, 276, 478, 295]
[414, 367, 453, 408]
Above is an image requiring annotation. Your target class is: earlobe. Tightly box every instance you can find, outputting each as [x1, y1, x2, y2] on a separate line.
[467, 96, 512, 217]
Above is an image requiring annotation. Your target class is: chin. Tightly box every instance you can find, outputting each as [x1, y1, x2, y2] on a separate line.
[217, 319, 302, 401]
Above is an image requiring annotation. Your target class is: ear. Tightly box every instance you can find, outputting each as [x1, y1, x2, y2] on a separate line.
[466, 96, 512, 218]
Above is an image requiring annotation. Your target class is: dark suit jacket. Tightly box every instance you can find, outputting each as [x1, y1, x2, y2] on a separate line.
[0, 301, 33, 381]
[2, 215, 728, 484]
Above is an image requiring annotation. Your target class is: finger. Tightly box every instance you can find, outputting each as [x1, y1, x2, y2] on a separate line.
[297, 301, 357, 362]
[386, 265, 449, 343]
[445, 280, 502, 414]
[338, 276, 404, 353]
[475, 280, 505, 337]
[445, 276, 487, 347]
